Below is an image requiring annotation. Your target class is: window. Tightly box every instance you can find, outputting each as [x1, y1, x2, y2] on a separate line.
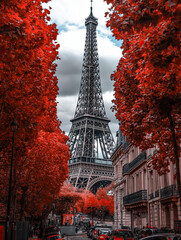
[163, 172, 169, 187]
[155, 172, 159, 190]
[131, 149, 134, 161]
[150, 171, 154, 193]
[144, 170, 147, 190]
[152, 205, 155, 226]
[132, 176, 134, 193]
[136, 174, 139, 191]
[116, 164, 119, 177]
[157, 204, 160, 228]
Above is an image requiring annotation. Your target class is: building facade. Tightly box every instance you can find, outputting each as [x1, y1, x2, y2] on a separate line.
[112, 128, 181, 230]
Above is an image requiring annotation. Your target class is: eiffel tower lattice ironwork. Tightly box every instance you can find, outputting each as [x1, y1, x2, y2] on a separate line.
[68, 3, 115, 194]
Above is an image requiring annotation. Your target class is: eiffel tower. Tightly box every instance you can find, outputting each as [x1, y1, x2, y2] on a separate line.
[68, 1, 114, 194]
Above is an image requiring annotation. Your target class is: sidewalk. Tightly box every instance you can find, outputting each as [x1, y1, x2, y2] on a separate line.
[28, 236, 41, 240]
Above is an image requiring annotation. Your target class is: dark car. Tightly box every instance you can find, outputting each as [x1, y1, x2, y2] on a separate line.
[106, 229, 136, 240]
[92, 227, 111, 240]
[140, 233, 181, 240]
[87, 226, 95, 238]
[158, 228, 175, 234]
[97, 229, 111, 240]
[92, 226, 112, 240]
[137, 229, 159, 239]
[43, 226, 64, 240]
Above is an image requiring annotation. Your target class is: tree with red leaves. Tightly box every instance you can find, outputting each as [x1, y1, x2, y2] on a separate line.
[78, 187, 114, 222]
[0, 0, 70, 220]
[55, 182, 83, 221]
[81, 191, 99, 223]
[96, 187, 114, 221]
[53, 185, 114, 224]
[17, 131, 69, 219]
[105, 0, 181, 199]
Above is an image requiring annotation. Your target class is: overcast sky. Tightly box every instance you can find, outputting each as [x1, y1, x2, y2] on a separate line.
[46, 0, 122, 140]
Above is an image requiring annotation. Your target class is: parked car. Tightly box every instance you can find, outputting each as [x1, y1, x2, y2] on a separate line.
[137, 229, 159, 239]
[158, 228, 175, 234]
[87, 226, 95, 238]
[106, 229, 136, 240]
[92, 226, 112, 240]
[97, 229, 111, 240]
[43, 226, 64, 240]
[74, 213, 90, 228]
[140, 233, 181, 240]
[120, 226, 131, 230]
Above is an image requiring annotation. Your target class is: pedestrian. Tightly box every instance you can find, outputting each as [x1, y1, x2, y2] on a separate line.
[29, 225, 33, 238]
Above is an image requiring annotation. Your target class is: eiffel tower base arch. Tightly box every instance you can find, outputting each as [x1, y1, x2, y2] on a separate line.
[69, 162, 114, 194]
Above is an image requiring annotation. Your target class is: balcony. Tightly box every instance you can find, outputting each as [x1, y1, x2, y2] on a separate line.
[155, 190, 159, 198]
[160, 184, 178, 200]
[122, 151, 147, 175]
[149, 193, 154, 200]
[123, 190, 147, 206]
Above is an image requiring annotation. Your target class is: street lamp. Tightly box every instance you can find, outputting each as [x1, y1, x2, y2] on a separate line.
[6, 120, 18, 240]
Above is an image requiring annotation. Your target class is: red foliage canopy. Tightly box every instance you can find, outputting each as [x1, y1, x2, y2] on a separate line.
[80, 187, 114, 218]
[55, 183, 83, 215]
[82, 192, 99, 214]
[96, 188, 114, 215]
[53, 185, 114, 221]
[104, 0, 181, 188]
[0, 0, 70, 219]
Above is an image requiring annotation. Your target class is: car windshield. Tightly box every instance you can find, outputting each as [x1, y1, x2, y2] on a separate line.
[113, 231, 133, 237]
[144, 229, 153, 235]
[99, 230, 110, 235]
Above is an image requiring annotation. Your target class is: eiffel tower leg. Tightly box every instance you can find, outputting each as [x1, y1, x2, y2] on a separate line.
[86, 169, 93, 190]
[75, 168, 81, 189]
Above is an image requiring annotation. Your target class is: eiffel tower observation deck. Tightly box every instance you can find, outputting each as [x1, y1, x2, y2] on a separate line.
[68, 1, 115, 193]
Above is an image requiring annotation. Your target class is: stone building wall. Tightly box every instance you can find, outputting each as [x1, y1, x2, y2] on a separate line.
[111, 138, 181, 230]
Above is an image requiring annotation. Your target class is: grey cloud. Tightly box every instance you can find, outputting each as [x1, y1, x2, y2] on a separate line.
[57, 105, 74, 134]
[110, 122, 119, 141]
[57, 52, 82, 75]
[99, 57, 116, 93]
[58, 74, 80, 96]
[56, 52, 82, 96]
[56, 52, 117, 98]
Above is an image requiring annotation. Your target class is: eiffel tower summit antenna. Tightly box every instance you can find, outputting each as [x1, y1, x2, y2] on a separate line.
[90, 0, 93, 14]
[68, 1, 115, 194]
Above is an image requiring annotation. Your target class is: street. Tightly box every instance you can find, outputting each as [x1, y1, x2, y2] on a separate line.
[64, 233, 89, 240]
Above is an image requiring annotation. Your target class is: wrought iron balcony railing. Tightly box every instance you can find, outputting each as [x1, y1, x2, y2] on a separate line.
[149, 193, 154, 200]
[155, 190, 159, 198]
[122, 151, 147, 175]
[160, 184, 178, 199]
[123, 190, 147, 205]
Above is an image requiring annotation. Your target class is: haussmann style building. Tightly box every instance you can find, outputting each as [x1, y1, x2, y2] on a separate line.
[112, 125, 181, 231]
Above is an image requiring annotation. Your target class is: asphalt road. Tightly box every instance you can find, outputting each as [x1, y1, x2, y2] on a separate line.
[64, 233, 89, 240]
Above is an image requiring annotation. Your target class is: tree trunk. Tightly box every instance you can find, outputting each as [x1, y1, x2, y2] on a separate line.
[20, 186, 28, 220]
[168, 112, 181, 202]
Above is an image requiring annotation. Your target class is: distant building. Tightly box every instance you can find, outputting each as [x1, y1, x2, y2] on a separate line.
[112, 126, 181, 230]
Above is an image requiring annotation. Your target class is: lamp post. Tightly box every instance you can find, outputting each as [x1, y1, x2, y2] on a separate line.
[6, 120, 18, 240]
